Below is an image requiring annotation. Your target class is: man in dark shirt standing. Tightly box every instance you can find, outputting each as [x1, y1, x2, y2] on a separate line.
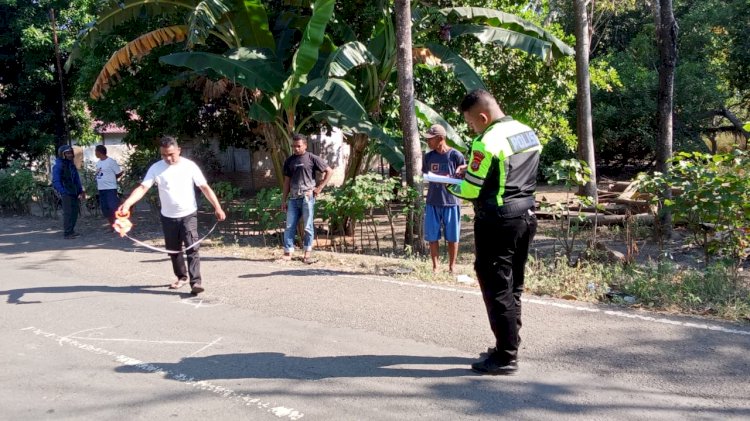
[281, 134, 333, 263]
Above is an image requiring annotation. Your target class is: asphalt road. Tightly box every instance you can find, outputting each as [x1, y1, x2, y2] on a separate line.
[1, 217, 749, 420]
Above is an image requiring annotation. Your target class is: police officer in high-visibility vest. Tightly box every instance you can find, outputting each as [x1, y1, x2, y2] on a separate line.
[449, 89, 540, 375]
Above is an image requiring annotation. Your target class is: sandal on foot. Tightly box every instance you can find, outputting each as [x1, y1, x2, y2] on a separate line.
[169, 279, 188, 289]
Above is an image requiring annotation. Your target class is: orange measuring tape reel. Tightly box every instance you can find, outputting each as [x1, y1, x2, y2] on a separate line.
[113, 210, 133, 237]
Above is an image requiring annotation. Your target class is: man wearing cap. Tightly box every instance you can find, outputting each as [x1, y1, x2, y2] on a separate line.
[52, 145, 85, 239]
[422, 124, 466, 274]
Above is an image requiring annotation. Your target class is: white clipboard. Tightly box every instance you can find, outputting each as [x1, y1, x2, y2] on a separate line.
[424, 171, 462, 185]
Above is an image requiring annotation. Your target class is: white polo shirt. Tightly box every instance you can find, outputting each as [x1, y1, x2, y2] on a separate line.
[95, 157, 122, 190]
[141, 157, 208, 218]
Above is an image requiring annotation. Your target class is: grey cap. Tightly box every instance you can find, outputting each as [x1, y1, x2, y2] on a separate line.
[422, 124, 447, 139]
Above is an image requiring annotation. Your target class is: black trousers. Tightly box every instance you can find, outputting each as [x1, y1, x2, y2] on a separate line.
[61, 195, 79, 236]
[161, 212, 202, 285]
[474, 209, 537, 363]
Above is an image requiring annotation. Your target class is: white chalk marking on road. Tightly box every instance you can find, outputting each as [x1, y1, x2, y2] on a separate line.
[173, 297, 222, 309]
[21, 326, 304, 420]
[252, 262, 750, 337]
[54, 325, 221, 346]
[187, 336, 223, 358]
[58, 326, 112, 346]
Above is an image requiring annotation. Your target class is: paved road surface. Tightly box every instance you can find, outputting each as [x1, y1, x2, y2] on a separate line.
[1, 217, 749, 420]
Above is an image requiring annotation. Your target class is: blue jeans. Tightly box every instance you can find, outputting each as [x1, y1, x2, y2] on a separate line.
[284, 195, 315, 253]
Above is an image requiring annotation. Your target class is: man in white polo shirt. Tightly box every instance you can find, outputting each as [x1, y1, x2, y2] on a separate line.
[118, 136, 226, 296]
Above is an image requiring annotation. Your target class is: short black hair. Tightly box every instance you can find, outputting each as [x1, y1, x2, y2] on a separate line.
[292, 133, 307, 144]
[95, 144, 107, 155]
[459, 89, 499, 113]
[160, 136, 179, 148]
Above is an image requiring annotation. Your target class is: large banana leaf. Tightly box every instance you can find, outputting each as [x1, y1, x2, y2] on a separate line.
[423, 43, 486, 93]
[83, 0, 197, 45]
[90, 25, 189, 99]
[441, 7, 574, 59]
[368, 10, 397, 81]
[186, 0, 232, 47]
[159, 48, 285, 92]
[280, 0, 336, 108]
[414, 100, 467, 152]
[451, 24, 554, 62]
[65, 0, 198, 71]
[247, 95, 277, 123]
[229, 0, 275, 51]
[324, 41, 379, 78]
[298, 78, 368, 121]
[314, 111, 404, 170]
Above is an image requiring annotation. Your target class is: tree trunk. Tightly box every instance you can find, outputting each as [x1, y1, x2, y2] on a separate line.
[344, 133, 369, 181]
[656, 0, 677, 238]
[260, 123, 289, 188]
[574, 0, 597, 200]
[394, 0, 424, 253]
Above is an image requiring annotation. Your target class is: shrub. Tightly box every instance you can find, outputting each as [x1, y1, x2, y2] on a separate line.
[636, 150, 750, 272]
[0, 161, 37, 214]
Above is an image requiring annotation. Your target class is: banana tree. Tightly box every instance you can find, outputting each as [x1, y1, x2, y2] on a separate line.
[70, 0, 401, 185]
[312, 4, 575, 182]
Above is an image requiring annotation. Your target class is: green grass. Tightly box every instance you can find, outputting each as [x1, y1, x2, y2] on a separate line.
[526, 256, 750, 321]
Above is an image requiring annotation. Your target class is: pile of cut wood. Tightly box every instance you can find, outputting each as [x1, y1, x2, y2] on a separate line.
[536, 179, 655, 226]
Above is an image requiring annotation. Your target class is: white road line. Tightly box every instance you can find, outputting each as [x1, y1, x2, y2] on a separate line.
[20, 326, 304, 420]
[251, 262, 750, 337]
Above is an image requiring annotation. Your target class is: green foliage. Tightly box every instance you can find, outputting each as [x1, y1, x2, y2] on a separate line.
[589, 0, 748, 165]
[237, 187, 285, 246]
[318, 173, 401, 229]
[211, 181, 241, 208]
[0, 161, 37, 214]
[0, 0, 97, 166]
[544, 158, 592, 188]
[636, 151, 750, 270]
[119, 148, 160, 212]
[413, 1, 577, 160]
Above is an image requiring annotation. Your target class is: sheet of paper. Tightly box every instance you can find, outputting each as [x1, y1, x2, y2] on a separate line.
[424, 171, 462, 185]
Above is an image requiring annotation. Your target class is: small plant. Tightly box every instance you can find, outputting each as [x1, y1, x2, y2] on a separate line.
[542, 159, 601, 265]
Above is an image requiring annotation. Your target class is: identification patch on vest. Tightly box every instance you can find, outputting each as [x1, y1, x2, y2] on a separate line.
[470, 151, 485, 171]
[507, 131, 540, 153]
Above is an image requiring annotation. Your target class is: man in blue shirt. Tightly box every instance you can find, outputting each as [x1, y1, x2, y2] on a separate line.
[422, 124, 466, 274]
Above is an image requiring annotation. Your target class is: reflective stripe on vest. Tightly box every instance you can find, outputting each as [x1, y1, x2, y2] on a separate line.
[449, 118, 541, 204]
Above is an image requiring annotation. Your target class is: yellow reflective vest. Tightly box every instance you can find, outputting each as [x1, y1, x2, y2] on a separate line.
[448, 117, 542, 214]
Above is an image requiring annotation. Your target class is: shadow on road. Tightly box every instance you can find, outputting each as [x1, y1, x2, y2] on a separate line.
[116, 352, 475, 380]
[0, 284, 191, 304]
[112, 353, 750, 418]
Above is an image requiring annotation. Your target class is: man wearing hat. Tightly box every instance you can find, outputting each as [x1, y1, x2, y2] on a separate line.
[421, 124, 466, 274]
[52, 145, 85, 239]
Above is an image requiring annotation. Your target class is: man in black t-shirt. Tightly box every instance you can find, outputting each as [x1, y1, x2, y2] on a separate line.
[281, 133, 333, 263]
